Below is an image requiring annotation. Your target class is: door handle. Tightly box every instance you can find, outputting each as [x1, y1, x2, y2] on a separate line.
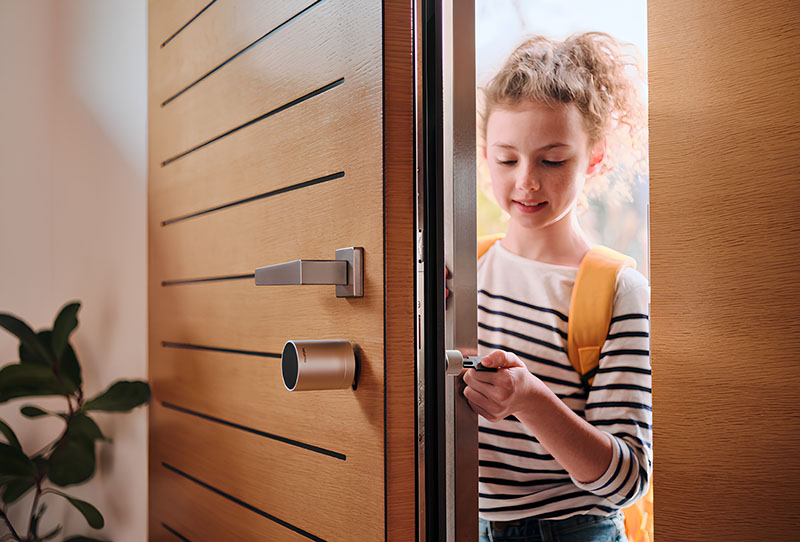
[254, 247, 364, 298]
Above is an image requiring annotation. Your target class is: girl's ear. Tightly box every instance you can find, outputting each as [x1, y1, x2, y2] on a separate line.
[481, 146, 487, 160]
[585, 138, 606, 176]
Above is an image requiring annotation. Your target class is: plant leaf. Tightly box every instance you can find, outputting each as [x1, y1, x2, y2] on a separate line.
[49, 490, 104, 529]
[0, 442, 36, 478]
[83, 381, 150, 412]
[59, 342, 82, 392]
[21, 405, 50, 418]
[52, 302, 80, 360]
[0, 363, 67, 403]
[22, 330, 80, 392]
[0, 313, 53, 365]
[0, 418, 22, 451]
[20, 330, 54, 367]
[47, 437, 95, 487]
[1, 477, 34, 504]
[45, 412, 107, 487]
[68, 413, 107, 442]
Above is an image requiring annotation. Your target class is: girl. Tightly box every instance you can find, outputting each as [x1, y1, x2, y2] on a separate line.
[458, 32, 651, 541]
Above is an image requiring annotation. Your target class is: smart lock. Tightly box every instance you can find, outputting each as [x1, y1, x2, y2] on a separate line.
[280, 339, 358, 391]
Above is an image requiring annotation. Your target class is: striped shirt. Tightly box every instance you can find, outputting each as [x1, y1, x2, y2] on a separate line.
[477, 239, 652, 521]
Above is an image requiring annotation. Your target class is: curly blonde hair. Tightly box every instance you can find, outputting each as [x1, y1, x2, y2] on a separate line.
[479, 32, 647, 184]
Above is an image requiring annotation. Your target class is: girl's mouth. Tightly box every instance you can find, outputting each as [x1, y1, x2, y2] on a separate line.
[513, 200, 548, 213]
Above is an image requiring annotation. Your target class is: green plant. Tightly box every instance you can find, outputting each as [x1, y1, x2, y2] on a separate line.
[0, 301, 150, 542]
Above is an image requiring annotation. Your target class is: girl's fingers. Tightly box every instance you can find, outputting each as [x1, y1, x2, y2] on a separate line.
[463, 386, 495, 416]
[464, 390, 501, 422]
[470, 402, 496, 422]
[464, 369, 496, 397]
[468, 367, 507, 386]
[481, 350, 524, 369]
[464, 370, 513, 408]
[469, 374, 516, 409]
[463, 378, 492, 402]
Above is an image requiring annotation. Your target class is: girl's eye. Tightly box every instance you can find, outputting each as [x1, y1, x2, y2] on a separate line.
[542, 159, 567, 167]
[496, 159, 517, 166]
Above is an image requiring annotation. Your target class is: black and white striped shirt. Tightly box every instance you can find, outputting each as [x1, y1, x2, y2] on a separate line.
[477, 240, 652, 521]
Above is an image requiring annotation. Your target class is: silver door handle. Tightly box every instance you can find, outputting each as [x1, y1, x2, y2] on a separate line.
[254, 247, 364, 298]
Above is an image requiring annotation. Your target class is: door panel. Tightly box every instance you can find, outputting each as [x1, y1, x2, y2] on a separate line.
[151, 0, 311, 100]
[150, 347, 378, 451]
[153, 470, 311, 541]
[152, 406, 377, 536]
[149, 87, 371, 222]
[149, 0, 214, 50]
[649, 0, 800, 539]
[150, 282, 382, 357]
[151, 0, 380, 167]
[152, 164, 380, 278]
[148, 1, 415, 540]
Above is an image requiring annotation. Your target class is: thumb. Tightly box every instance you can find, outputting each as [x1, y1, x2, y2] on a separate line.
[480, 350, 523, 369]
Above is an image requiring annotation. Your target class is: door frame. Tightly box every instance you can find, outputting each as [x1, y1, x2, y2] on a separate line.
[417, 0, 478, 540]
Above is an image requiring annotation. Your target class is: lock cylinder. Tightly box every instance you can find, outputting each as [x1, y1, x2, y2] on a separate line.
[281, 340, 358, 391]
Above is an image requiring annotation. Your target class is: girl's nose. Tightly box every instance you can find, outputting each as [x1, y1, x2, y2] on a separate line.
[515, 162, 540, 191]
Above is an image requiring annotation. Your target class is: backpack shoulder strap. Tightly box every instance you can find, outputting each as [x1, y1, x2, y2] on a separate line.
[567, 245, 636, 387]
[477, 233, 505, 260]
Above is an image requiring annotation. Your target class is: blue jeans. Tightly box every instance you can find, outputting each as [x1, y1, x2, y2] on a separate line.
[479, 512, 628, 542]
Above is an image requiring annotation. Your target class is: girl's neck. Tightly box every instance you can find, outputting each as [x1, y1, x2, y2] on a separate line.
[501, 212, 591, 267]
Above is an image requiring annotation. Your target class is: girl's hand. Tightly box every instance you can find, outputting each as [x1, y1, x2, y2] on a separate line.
[462, 349, 544, 422]
[445, 266, 451, 299]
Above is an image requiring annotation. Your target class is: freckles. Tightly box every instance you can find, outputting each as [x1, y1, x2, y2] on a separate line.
[551, 171, 583, 194]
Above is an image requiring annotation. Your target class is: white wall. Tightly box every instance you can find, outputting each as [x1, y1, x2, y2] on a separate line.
[0, 1, 147, 540]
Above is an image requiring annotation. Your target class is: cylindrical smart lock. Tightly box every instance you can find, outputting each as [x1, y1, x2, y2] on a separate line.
[281, 339, 358, 391]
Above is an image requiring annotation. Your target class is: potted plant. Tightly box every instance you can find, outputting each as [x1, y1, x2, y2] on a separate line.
[0, 301, 150, 542]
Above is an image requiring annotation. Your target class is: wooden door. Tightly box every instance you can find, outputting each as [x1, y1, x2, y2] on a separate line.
[147, 1, 415, 540]
[649, 0, 800, 539]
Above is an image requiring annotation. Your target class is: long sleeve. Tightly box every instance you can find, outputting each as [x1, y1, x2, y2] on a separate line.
[478, 242, 654, 520]
[569, 269, 652, 508]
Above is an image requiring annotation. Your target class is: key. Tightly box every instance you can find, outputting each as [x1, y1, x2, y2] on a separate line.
[462, 356, 498, 372]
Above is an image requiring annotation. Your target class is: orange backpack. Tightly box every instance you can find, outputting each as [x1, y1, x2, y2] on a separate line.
[477, 233, 654, 542]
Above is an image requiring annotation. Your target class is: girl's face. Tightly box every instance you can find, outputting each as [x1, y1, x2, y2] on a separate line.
[484, 101, 604, 232]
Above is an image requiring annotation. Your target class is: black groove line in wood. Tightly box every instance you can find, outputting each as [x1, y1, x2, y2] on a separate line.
[160, 77, 345, 166]
[162, 522, 191, 542]
[160, 0, 218, 49]
[161, 0, 326, 106]
[161, 273, 254, 286]
[161, 171, 345, 226]
[161, 401, 347, 461]
[162, 341, 281, 358]
[162, 462, 327, 542]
